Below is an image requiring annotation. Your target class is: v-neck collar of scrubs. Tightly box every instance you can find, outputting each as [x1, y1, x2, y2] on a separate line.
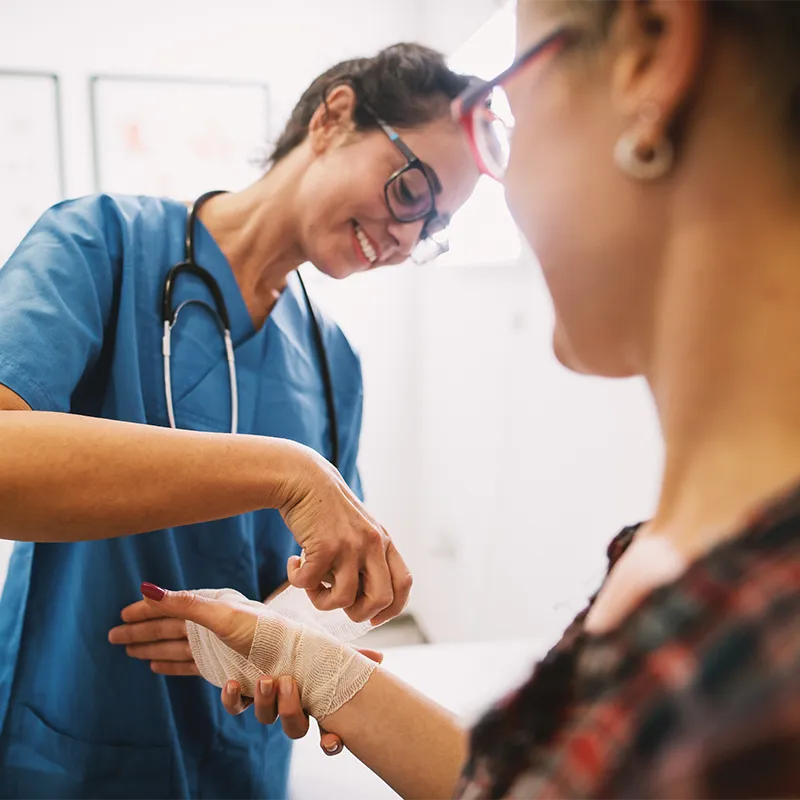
[186, 205, 292, 347]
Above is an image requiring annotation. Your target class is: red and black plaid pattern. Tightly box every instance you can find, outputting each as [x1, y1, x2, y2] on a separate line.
[456, 486, 800, 799]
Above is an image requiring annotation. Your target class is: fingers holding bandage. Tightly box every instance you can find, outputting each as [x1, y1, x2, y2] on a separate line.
[140, 583, 378, 721]
[221, 653, 382, 755]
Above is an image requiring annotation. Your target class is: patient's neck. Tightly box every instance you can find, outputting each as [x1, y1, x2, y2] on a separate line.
[645, 186, 800, 559]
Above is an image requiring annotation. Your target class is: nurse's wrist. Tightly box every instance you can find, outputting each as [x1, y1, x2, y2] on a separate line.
[260, 437, 327, 512]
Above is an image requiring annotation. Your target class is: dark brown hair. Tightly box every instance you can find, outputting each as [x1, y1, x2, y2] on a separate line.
[267, 43, 474, 165]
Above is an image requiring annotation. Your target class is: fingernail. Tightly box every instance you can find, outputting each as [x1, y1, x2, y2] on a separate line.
[225, 682, 238, 697]
[259, 678, 273, 697]
[279, 676, 293, 696]
[141, 582, 166, 601]
[324, 743, 342, 755]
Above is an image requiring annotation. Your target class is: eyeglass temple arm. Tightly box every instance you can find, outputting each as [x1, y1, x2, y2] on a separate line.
[456, 27, 576, 115]
[376, 118, 419, 164]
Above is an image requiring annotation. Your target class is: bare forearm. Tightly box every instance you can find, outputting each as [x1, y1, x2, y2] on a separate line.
[321, 668, 468, 800]
[0, 411, 303, 542]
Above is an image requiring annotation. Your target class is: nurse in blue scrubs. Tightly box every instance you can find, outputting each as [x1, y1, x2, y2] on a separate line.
[0, 44, 479, 799]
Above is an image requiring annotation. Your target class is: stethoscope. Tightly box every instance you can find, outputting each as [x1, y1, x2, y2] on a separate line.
[161, 190, 340, 469]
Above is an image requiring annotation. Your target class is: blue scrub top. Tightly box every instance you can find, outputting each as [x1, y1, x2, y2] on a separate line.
[0, 195, 364, 799]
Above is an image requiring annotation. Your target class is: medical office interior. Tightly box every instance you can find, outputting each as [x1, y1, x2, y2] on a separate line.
[0, 0, 663, 797]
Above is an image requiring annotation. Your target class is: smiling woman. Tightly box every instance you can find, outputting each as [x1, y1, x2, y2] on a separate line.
[262, 44, 480, 277]
[0, 42, 480, 800]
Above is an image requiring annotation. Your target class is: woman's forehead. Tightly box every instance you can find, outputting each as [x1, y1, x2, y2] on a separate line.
[396, 117, 467, 166]
[398, 119, 477, 199]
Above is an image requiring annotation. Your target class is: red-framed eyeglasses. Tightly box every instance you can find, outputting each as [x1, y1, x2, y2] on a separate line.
[452, 27, 577, 180]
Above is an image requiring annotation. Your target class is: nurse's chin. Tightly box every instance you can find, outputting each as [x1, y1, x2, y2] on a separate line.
[311, 258, 370, 281]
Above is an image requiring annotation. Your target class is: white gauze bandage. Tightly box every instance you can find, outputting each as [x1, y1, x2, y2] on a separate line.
[185, 588, 377, 720]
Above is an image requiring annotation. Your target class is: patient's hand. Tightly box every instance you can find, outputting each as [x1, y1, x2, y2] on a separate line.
[110, 590, 367, 754]
[221, 647, 384, 756]
[110, 581, 293, 671]
[136, 583, 381, 754]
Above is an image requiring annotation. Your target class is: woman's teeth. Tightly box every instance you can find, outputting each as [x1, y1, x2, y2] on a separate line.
[354, 222, 378, 265]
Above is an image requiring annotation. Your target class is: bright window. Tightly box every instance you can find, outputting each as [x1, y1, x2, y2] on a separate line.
[440, 3, 520, 267]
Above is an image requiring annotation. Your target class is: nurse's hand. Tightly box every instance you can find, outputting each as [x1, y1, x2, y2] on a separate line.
[109, 599, 198, 676]
[220, 647, 384, 757]
[281, 450, 412, 625]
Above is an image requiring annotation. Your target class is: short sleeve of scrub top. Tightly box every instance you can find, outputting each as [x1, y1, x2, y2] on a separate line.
[0, 194, 366, 799]
[0, 197, 119, 412]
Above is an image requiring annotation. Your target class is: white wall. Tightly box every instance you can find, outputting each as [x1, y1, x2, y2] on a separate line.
[415, 0, 506, 55]
[0, 0, 424, 200]
[299, 265, 422, 569]
[409, 249, 664, 643]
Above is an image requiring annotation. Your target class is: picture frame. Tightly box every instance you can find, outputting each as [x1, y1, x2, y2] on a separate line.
[90, 74, 270, 199]
[0, 70, 65, 265]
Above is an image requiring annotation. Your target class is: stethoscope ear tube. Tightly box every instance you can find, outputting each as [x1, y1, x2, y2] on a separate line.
[162, 190, 237, 435]
[223, 328, 238, 435]
[162, 320, 178, 430]
[162, 309, 237, 435]
[162, 261, 232, 329]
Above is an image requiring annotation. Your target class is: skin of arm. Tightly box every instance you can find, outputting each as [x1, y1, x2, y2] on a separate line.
[2, 383, 413, 623]
[0, 385, 305, 542]
[138, 585, 468, 798]
[318, 667, 468, 800]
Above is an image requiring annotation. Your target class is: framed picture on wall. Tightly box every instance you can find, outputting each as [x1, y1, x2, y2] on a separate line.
[90, 75, 270, 199]
[0, 71, 65, 265]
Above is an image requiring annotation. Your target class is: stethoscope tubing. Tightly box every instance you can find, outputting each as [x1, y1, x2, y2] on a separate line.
[160, 191, 339, 468]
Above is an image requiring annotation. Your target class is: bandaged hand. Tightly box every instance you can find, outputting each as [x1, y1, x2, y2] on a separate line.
[139, 583, 377, 720]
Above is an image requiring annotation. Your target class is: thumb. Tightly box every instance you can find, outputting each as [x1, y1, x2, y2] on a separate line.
[140, 583, 219, 630]
[286, 553, 334, 591]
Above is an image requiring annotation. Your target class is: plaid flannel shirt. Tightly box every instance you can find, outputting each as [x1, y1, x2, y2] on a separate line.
[456, 486, 800, 799]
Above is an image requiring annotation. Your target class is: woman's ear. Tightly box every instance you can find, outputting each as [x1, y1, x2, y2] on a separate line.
[307, 83, 359, 155]
[609, 0, 706, 146]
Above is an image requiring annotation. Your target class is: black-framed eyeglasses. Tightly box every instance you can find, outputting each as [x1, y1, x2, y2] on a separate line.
[452, 27, 578, 180]
[364, 109, 451, 265]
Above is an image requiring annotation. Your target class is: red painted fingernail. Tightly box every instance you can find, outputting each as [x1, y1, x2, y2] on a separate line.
[141, 582, 166, 601]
